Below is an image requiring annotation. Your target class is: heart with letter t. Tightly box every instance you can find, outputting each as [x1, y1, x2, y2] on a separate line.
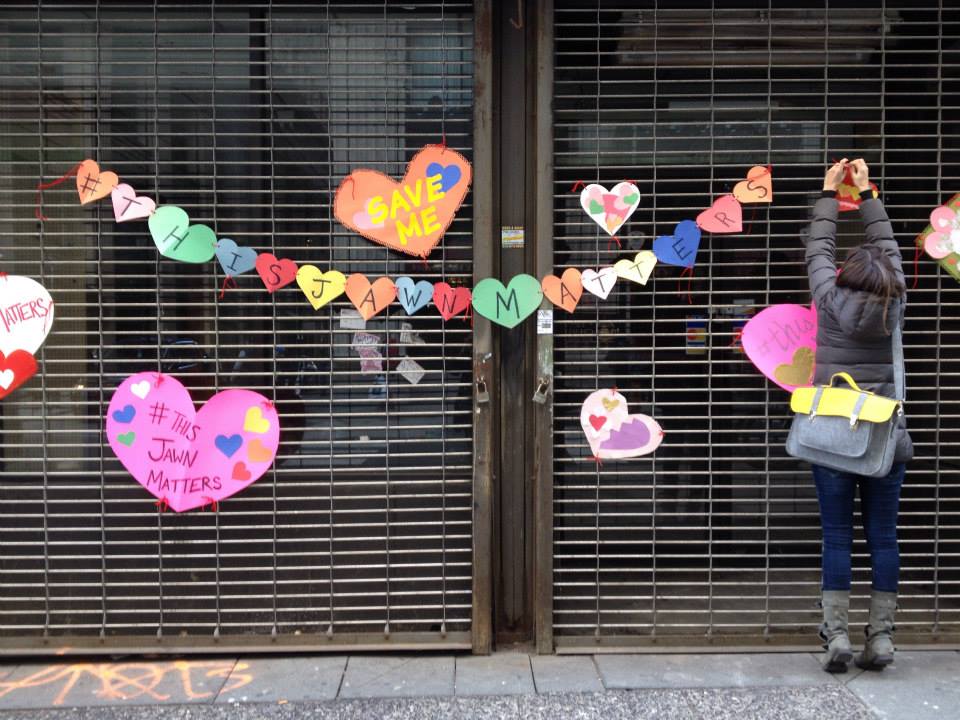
[106, 372, 280, 512]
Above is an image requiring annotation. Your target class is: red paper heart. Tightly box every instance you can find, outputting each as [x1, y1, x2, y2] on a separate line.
[0, 349, 38, 400]
[232, 461, 252, 481]
[255, 253, 298, 293]
[589, 414, 607, 431]
[432, 282, 472, 320]
[696, 194, 743, 233]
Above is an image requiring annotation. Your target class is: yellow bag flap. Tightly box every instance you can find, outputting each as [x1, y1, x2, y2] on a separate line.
[790, 386, 898, 422]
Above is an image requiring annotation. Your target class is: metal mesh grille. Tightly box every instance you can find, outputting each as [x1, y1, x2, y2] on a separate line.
[552, 0, 960, 646]
[0, 0, 474, 651]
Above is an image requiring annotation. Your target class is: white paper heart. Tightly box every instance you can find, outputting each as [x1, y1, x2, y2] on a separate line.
[0, 369, 14, 390]
[0, 275, 55, 356]
[581, 267, 618, 300]
[580, 182, 641, 236]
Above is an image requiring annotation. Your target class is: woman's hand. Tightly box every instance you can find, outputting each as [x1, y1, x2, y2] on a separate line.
[823, 159, 848, 192]
[850, 158, 871, 191]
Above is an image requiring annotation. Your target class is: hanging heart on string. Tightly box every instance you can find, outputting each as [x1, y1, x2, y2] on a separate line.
[0, 349, 38, 401]
[580, 389, 664, 459]
[652, 221, 701, 268]
[0, 275, 55, 357]
[295, 266, 346, 311]
[255, 253, 298, 292]
[395, 277, 434, 315]
[433, 282, 472, 320]
[613, 251, 657, 285]
[741, 303, 818, 392]
[472, 275, 543, 329]
[581, 267, 618, 299]
[579, 182, 641, 236]
[345, 274, 397, 321]
[334, 144, 472, 258]
[76, 159, 119, 205]
[111, 183, 156, 222]
[106, 371, 280, 512]
[541, 268, 583, 313]
[696, 194, 743, 233]
[215, 239, 258, 276]
[148, 206, 218, 264]
[733, 166, 773, 204]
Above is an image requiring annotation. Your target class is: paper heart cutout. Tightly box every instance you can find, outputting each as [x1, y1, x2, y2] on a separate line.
[580, 389, 664, 459]
[295, 266, 346, 311]
[111, 183, 156, 222]
[471, 275, 543, 329]
[0, 275, 55, 356]
[426, 162, 462, 192]
[334, 144, 472, 258]
[581, 267, 618, 299]
[733, 166, 773, 204]
[433, 282, 472, 320]
[652, 221, 701, 268]
[613, 251, 657, 286]
[247, 438, 273, 462]
[773, 346, 815, 388]
[741, 303, 818, 392]
[345, 274, 397, 321]
[244, 406, 271, 434]
[215, 433, 243, 458]
[923, 205, 960, 259]
[836, 168, 879, 212]
[256, 253, 298, 293]
[580, 182, 641, 236]
[0, 350, 38, 400]
[696, 194, 743, 233]
[131, 380, 151, 399]
[106, 372, 280, 512]
[215, 239, 258, 276]
[112, 404, 136, 424]
[232, 462, 251, 481]
[395, 277, 434, 315]
[148, 206, 217, 264]
[542, 268, 583, 313]
[76, 159, 119, 205]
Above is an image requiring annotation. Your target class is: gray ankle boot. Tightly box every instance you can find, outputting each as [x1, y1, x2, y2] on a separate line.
[856, 590, 897, 670]
[819, 590, 853, 673]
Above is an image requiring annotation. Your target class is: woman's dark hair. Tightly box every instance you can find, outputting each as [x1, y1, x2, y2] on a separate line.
[836, 244, 906, 333]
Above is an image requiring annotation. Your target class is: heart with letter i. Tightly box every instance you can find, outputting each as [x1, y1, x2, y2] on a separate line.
[333, 144, 472, 259]
[106, 372, 280, 512]
[580, 389, 664, 459]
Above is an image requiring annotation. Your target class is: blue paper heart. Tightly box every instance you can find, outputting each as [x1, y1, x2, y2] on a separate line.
[112, 404, 136, 424]
[215, 433, 243, 458]
[394, 276, 434, 315]
[426, 162, 461, 193]
[215, 238, 258, 276]
[652, 220, 701, 268]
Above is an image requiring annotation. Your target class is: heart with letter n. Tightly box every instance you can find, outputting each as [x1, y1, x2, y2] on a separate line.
[106, 372, 280, 512]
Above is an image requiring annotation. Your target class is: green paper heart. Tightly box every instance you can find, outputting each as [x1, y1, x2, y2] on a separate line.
[588, 199, 604, 215]
[622, 193, 639, 205]
[117, 431, 135, 447]
[148, 206, 218, 263]
[472, 274, 543, 329]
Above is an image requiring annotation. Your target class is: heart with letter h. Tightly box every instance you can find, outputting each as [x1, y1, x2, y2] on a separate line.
[106, 372, 280, 512]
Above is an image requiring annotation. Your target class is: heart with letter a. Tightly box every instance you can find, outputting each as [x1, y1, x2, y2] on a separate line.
[334, 144, 472, 259]
[541, 268, 583, 313]
[106, 372, 280, 512]
[345, 274, 397, 321]
[76, 159, 119, 205]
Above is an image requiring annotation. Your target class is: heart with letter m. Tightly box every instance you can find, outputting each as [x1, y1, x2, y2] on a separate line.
[334, 144, 473, 259]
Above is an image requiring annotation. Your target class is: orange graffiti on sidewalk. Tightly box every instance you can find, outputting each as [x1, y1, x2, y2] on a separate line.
[0, 660, 252, 706]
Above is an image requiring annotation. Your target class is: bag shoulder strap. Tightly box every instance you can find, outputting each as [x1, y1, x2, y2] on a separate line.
[893, 316, 906, 402]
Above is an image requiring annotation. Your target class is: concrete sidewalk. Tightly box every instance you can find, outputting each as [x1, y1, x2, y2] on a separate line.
[0, 650, 956, 719]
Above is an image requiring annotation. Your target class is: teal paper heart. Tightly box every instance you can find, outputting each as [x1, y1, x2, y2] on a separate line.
[472, 274, 543, 329]
[148, 206, 217, 264]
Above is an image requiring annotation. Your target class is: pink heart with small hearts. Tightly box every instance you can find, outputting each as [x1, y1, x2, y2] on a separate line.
[111, 183, 157, 222]
[924, 204, 960, 259]
[697, 194, 743, 233]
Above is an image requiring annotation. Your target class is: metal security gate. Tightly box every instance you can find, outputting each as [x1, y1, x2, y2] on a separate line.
[0, 0, 492, 654]
[544, 0, 960, 650]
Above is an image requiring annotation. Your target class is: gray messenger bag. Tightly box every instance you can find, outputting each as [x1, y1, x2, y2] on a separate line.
[785, 324, 904, 478]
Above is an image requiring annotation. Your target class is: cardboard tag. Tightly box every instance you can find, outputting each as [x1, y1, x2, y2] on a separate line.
[397, 357, 426, 385]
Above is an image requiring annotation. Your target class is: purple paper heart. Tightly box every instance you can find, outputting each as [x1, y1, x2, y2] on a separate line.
[599, 417, 652, 451]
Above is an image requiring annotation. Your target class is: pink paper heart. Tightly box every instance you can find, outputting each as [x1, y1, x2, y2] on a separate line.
[925, 231, 953, 259]
[111, 184, 157, 222]
[696, 194, 743, 233]
[352, 209, 384, 231]
[930, 205, 956, 231]
[741, 303, 818, 392]
[106, 372, 280, 512]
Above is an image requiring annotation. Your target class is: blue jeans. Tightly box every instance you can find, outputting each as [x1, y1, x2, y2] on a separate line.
[812, 463, 905, 593]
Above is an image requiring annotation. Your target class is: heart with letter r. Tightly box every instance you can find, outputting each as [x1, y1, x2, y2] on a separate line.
[106, 371, 280, 512]
[76, 159, 119, 205]
[472, 274, 543, 329]
[579, 182, 641, 236]
[333, 144, 472, 259]
[148, 206, 218, 264]
[696, 194, 743, 233]
[394, 277, 435, 315]
[652, 220, 701, 268]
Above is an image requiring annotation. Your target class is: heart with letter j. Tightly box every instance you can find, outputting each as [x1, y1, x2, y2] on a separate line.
[334, 144, 472, 259]
[106, 372, 280, 512]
